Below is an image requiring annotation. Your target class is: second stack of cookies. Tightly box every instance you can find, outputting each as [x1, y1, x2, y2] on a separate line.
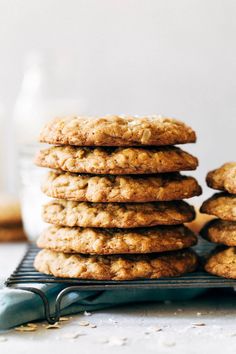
[200, 163, 236, 279]
[34, 115, 202, 280]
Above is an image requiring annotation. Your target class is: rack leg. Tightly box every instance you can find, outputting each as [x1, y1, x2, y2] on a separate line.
[16, 286, 59, 324]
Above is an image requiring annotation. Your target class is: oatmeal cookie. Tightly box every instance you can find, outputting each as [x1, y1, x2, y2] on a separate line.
[200, 219, 236, 246]
[42, 199, 196, 228]
[200, 193, 236, 221]
[206, 162, 236, 194]
[35, 146, 198, 175]
[34, 248, 198, 280]
[37, 225, 197, 254]
[42, 171, 201, 202]
[205, 247, 236, 279]
[39, 115, 196, 146]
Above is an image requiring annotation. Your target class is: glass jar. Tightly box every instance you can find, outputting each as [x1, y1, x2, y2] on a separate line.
[13, 51, 88, 241]
[19, 144, 49, 242]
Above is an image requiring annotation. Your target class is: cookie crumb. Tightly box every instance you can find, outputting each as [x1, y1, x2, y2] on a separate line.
[15, 325, 37, 332]
[107, 336, 127, 346]
[46, 322, 61, 329]
[25, 323, 38, 329]
[146, 326, 162, 334]
[78, 321, 90, 327]
[59, 317, 70, 322]
[90, 324, 97, 328]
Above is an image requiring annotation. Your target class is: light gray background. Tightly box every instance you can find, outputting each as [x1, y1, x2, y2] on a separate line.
[0, 0, 235, 199]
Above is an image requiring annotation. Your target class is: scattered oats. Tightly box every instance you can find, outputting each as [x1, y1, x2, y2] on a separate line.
[192, 323, 206, 327]
[196, 312, 202, 316]
[174, 312, 177, 315]
[62, 331, 85, 339]
[46, 322, 61, 329]
[27, 323, 38, 328]
[90, 324, 97, 328]
[78, 321, 90, 327]
[153, 327, 162, 332]
[98, 336, 127, 346]
[59, 317, 70, 322]
[83, 311, 92, 316]
[146, 326, 162, 333]
[0, 337, 7, 342]
[107, 336, 127, 346]
[15, 325, 37, 332]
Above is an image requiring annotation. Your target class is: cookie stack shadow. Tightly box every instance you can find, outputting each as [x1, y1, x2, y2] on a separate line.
[34, 115, 202, 280]
[200, 163, 236, 279]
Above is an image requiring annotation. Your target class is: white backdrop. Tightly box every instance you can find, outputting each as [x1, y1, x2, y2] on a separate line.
[0, 0, 235, 199]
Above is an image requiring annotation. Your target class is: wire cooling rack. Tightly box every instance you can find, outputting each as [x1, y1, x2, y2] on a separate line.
[5, 243, 236, 324]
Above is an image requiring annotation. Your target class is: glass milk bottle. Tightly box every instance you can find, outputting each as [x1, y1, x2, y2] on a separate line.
[13, 51, 87, 242]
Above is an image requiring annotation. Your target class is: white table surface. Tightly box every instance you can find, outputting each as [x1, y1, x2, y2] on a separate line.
[0, 243, 236, 354]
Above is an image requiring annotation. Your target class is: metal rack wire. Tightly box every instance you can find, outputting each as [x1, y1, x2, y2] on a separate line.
[5, 244, 236, 324]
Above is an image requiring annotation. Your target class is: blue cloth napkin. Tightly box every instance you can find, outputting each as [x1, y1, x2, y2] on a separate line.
[0, 284, 206, 330]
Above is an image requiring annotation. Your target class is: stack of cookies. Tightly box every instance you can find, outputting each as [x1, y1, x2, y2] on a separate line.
[0, 195, 27, 242]
[34, 115, 201, 280]
[200, 163, 236, 279]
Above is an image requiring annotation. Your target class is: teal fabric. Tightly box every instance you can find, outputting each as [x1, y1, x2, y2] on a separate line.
[0, 285, 206, 330]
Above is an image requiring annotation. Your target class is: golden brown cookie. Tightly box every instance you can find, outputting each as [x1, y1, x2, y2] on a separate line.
[37, 225, 197, 255]
[42, 199, 196, 228]
[39, 115, 196, 147]
[34, 248, 198, 280]
[42, 171, 202, 203]
[200, 193, 236, 221]
[206, 162, 236, 194]
[0, 225, 27, 242]
[35, 146, 198, 175]
[205, 247, 236, 279]
[200, 219, 236, 246]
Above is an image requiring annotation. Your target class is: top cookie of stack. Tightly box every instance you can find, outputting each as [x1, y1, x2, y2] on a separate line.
[34, 115, 201, 281]
[39, 115, 196, 146]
